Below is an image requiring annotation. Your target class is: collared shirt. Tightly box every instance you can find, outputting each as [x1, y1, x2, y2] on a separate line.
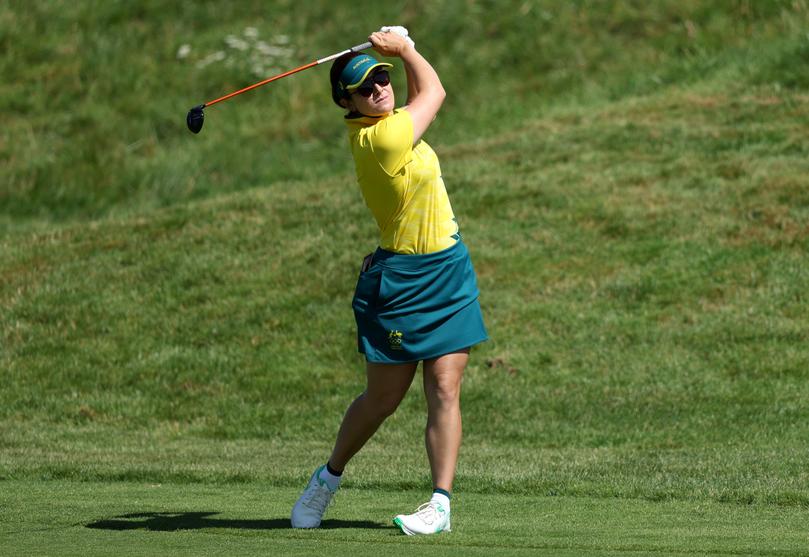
[345, 109, 459, 254]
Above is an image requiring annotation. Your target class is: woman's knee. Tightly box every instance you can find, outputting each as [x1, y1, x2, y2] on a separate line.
[428, 375, 461, 406]
[424, 352, 467, 407]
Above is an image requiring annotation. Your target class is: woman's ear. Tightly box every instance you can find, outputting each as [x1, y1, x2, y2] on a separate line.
[339, 96, 353, 110]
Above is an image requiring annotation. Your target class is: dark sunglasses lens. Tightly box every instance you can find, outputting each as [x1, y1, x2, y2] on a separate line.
[373, 71, 390, 86]
[355, 71, 390, 97]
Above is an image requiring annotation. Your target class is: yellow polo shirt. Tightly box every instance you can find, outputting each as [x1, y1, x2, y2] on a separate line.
[346, 109, 459, 254]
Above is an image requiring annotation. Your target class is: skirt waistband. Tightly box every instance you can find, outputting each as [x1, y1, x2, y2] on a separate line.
[372, 239, 464, 271]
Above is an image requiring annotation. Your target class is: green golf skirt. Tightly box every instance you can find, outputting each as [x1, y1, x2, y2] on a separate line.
[352, 239, 488, 363]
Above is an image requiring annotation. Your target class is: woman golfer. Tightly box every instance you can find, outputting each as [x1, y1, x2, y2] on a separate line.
[291, 28, 487, 535]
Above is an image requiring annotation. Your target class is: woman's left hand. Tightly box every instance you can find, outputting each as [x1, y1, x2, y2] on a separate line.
[380, 26, 415, 48]
[369, 31, 413, 57]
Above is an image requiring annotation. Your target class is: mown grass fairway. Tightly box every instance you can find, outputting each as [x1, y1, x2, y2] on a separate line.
[2, 1, 809, 555]
[3, 482, 809, 556]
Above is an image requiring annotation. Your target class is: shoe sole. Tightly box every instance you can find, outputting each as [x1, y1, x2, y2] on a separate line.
[393, 516, 451, 535]
[393, 517, 415, 536]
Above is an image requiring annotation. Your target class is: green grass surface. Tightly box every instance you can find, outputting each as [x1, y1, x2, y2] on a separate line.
[2, 1, 809, 554]
[3, 482, 809, 556]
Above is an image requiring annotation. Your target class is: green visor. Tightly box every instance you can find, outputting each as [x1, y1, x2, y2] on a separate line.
[337, 54, 393, 97]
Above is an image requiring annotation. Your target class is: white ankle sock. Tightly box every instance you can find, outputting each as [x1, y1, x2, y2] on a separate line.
[318, 465, 342, 491]
[430, 492, 450, 511]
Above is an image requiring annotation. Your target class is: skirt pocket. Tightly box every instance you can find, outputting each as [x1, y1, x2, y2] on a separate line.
[352, 267, 382, 314]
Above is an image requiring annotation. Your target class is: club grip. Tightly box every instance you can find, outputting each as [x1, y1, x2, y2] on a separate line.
[350, 41, 373, 52]
[316, 42, 374, 65]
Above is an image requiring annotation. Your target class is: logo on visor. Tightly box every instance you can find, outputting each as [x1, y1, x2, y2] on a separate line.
[352, 56, 370, 70]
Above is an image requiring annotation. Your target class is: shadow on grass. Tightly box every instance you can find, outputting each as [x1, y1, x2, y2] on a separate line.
[86, 511, 390, 531]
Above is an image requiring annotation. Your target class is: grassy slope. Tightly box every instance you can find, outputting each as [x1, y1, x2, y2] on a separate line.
[2, 1, 806, 222]
[3, 56, 809, 501]
[2, 1, 809, 553]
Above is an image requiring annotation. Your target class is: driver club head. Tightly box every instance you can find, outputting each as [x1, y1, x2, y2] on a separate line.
[187, 104, 205, 134]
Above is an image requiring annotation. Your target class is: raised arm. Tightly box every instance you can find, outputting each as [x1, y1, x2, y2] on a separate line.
[369, 31, 446, 145]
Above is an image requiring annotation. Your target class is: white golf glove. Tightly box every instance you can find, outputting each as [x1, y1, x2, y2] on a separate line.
[379, 25, 415, 48]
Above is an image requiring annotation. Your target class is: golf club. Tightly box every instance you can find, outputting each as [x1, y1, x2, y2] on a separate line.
[186, 41, 373, 134]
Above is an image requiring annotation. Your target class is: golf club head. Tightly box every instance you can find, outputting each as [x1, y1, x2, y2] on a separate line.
[187, 104, 205, 134]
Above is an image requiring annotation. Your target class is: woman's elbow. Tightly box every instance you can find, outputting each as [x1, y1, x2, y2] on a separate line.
[433, 85, 447, 108]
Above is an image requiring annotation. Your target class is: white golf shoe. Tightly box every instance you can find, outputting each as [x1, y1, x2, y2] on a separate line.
[290, 465, 336, 528]
[393, 501, 451, 535]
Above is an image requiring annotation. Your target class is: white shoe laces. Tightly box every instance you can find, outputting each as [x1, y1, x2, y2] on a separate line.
[303, 484, 334, 515]
[413, 502, 443, 525]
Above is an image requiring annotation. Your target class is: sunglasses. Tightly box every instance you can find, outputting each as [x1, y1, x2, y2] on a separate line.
[354, 71, 390, 97]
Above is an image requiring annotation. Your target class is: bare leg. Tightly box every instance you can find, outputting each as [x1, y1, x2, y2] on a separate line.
[328, 361, 418, 471]
[422, 349, 469, 492]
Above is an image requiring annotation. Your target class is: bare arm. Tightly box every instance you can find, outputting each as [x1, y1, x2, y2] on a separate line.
[369, 31, 446, 145]
[404, 61, 418, 106]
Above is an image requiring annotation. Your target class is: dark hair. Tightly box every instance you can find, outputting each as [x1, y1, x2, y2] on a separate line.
[330, 51, 364, 107]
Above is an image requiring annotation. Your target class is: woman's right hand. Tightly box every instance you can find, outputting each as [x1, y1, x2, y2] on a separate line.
[369, 31, 413, 58]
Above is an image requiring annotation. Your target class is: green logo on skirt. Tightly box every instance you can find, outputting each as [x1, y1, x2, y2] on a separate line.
[388, 330, 404, 350]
